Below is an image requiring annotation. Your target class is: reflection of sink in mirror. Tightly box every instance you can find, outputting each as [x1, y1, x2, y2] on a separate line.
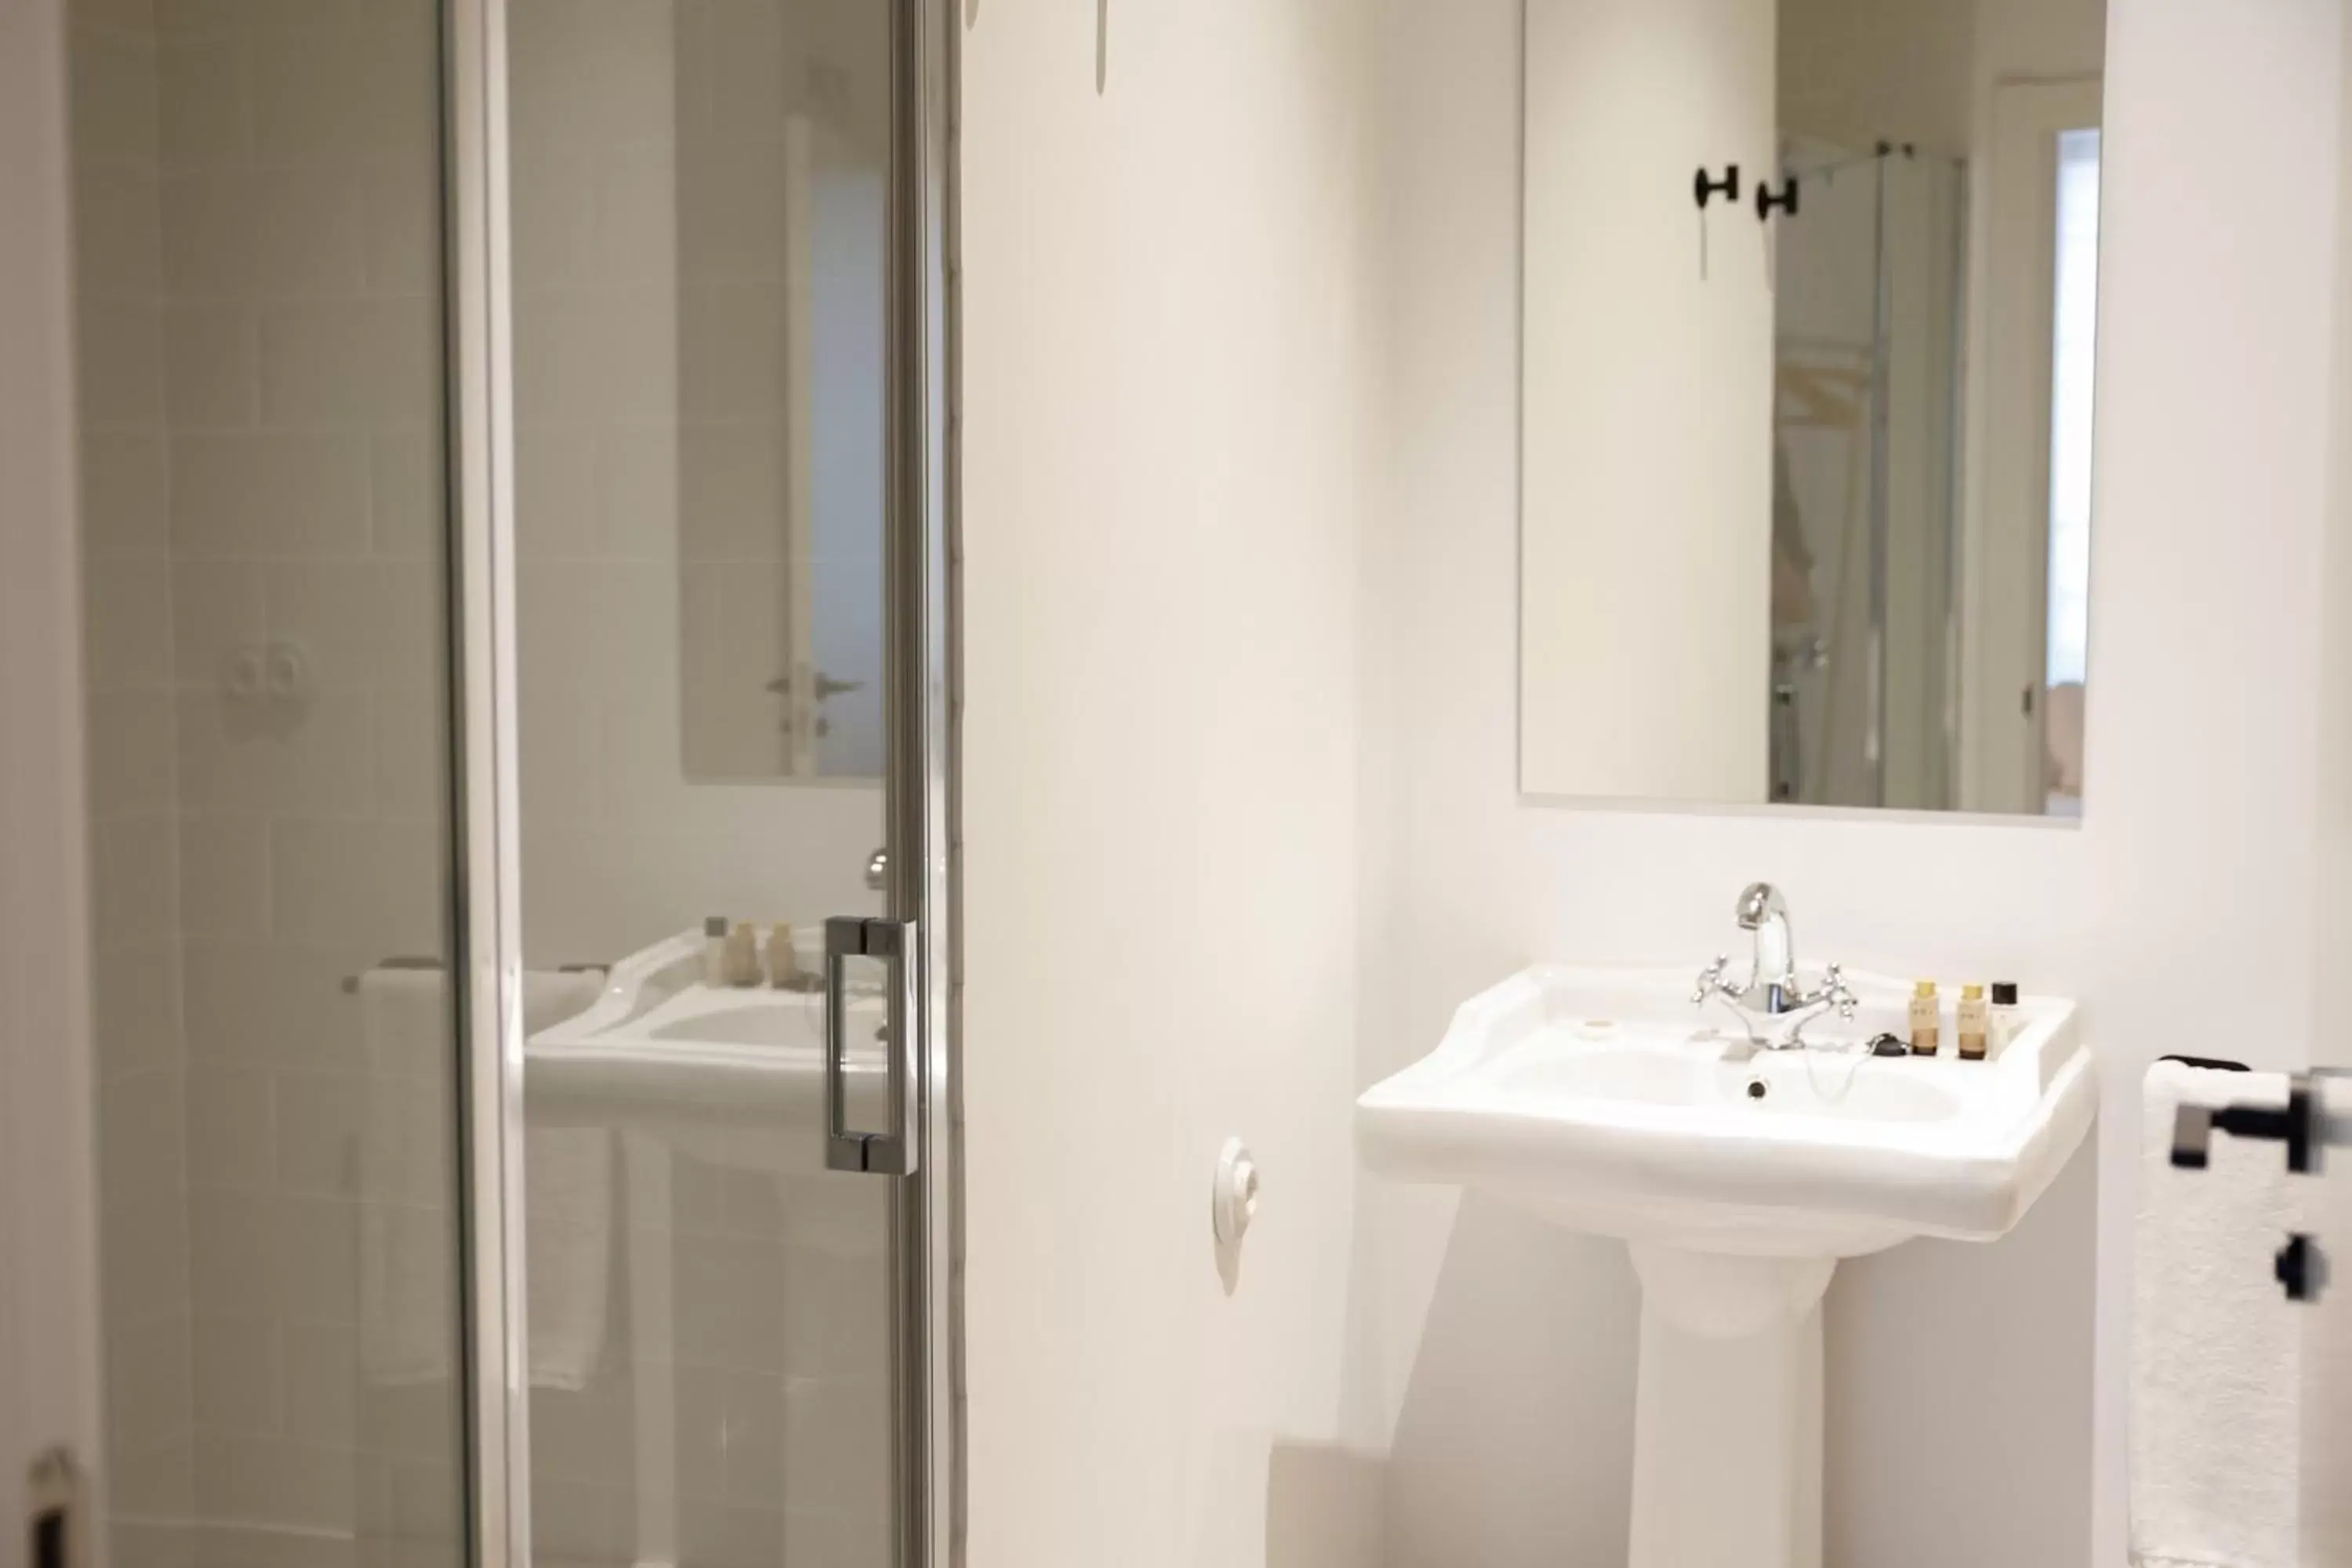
[1359, 963, 2096, 1568]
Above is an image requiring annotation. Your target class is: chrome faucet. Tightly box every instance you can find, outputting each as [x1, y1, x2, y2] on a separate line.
[1693, 882, 1857, 1053]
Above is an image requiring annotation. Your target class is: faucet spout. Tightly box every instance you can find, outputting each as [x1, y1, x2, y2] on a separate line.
[1735, 882, 1794, 992]
[1694, 884, 1857, 1051]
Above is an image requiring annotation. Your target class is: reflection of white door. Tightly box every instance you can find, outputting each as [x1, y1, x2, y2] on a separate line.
[782, 116, 888, 780]
[1964, 78, 2101, 815]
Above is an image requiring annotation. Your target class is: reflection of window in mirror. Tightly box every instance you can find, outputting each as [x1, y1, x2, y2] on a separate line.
[2043, 128, 2101, 815]
[677, 76, 890, 784]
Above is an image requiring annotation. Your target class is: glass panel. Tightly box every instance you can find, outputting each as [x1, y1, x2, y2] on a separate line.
[64, 2, 466, 1566]
[504, 0, 896, 1562]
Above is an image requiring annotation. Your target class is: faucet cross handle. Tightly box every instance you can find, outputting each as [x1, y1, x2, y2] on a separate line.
[1818, 962, 1860, 1019]
[1693, 955, 1733, 1005]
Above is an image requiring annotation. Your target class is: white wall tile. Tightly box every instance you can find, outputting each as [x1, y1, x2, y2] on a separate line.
[193, 1434, 359, 1533]
[82, 429, 172, 559]
[594, 423, 681, 560]
[678, 139, 786, 285]
[87, 690, 180, 817]
[100, 1164, 192, 1321]
[100, 1069, 188, 1219]
[371, 685, 446, 822]
[517, 426, 601, 561]
[510, 155, 598, 286]
[108, 1438, 194, 1519]
[368, 430, 445, 560]
[168, 559, 262, 686]
[92, 939, 183, 1080]
[279, 1320, 358, 1445]
[164, 304, 260, 428]
[156, 31, 249, 170]
[72, 24, 162, 167]
[181, 940, 371, 1071]
[681, 1500, 783, 1568]
[361, 159, 437, 295]
[86, 561, 176, 688]
[176, 687, 377, 815]
[107, 1316, 194, 1447]
[95, 813, 181, 942]
[780, 1377, 887, 1522]
[163, 168, 367, 300]
[172, 431, 373, 559]
[673, 1233, 786, 1374]
[274, 1195, 361, 1324]
[679, 423, 787, 563]
[270, 818, 440, 954]
[258, 299, 436, 430]
[77, 165, 165, 296]
[190, 1312, 281, 1433]
[274, 1071, 364, 1197]
[267, 560, 434, 692]
[77, 293, 166, 429]
[595, 140, 681, 286]
[187, 1184, 276, 1316]
[187, 1064, 275, 1188]
[178, 812, 272, 939]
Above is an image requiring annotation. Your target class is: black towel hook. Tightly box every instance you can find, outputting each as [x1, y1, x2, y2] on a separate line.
[1693, 164, 1740, 210]
[1756, 176, 1799, 220]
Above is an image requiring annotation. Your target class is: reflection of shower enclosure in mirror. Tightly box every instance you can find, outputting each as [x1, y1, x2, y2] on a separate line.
[1770, 136, 1965, 810]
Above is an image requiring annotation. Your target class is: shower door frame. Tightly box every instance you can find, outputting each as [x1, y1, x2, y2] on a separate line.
[438, 0, 960, 1563]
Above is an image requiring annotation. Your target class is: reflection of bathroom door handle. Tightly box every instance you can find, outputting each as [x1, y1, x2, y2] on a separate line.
[765, 671, 866, 701]
[822, 916, 919, 1178]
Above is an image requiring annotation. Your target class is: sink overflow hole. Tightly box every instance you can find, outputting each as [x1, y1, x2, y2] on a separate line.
[1746, 1079, 1769, 1101]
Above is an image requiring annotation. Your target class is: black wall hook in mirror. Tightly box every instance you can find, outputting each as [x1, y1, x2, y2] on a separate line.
[1693, 164, 1740, 210]
[1756, 177, 1799, 220]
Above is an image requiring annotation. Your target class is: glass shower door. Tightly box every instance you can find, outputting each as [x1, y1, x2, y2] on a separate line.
[64, 4, 470, 1566]
[463, 0, 946, 1563]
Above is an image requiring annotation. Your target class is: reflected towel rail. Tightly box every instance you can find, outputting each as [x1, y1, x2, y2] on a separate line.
[342, 957, 608, 995]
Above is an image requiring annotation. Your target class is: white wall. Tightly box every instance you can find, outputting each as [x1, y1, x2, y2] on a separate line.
[1519, 0, 1777, 804]
[0, 0, 103, 1559]
[1361, 5, 2348, 1568]
[959, 1, 1385, 1563]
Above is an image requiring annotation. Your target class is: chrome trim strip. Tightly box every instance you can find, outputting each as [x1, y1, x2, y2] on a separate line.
[443, 0, 529, 1562]
[890, 0, 958, 1561]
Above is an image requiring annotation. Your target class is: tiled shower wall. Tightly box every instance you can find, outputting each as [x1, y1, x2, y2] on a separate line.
[71, 1, 896, 1565]
[72, 0, 466, 1563]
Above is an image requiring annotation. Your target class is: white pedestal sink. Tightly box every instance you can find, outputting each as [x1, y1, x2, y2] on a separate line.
[1356, 967, 2096, 1568]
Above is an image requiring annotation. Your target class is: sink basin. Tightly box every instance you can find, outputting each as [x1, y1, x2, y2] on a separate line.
[1357, 964, 2096, 1568]
[1358, 965, 2093, 1257]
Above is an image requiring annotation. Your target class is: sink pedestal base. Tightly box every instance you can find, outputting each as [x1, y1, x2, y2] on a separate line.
[1627, 1244, 1835, 1568]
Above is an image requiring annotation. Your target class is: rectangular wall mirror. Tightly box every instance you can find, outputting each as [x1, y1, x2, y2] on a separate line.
[1519, 0, 2106, 816]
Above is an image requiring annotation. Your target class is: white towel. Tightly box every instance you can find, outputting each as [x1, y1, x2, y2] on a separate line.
[2131, 1060, 2300, 1568]
[358, 966, 613, 1392]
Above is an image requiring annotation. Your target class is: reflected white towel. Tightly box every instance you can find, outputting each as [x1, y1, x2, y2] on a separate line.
[358, 967, 612, 1392]
[2131, 1061, 2299, 1568]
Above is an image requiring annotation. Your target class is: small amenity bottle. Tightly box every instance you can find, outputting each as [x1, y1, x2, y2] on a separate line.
[1957, 983, 1989, 1061]
[703, 916, 730, 986]
[1909, 980, 1940, 1056]
[767, 922, 800, 988]
[724, 921, 764, 986]
[1988, 982, 2020, 1057]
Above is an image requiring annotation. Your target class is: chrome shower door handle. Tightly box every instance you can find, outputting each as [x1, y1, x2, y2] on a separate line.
[823, 914, 920, 1177]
